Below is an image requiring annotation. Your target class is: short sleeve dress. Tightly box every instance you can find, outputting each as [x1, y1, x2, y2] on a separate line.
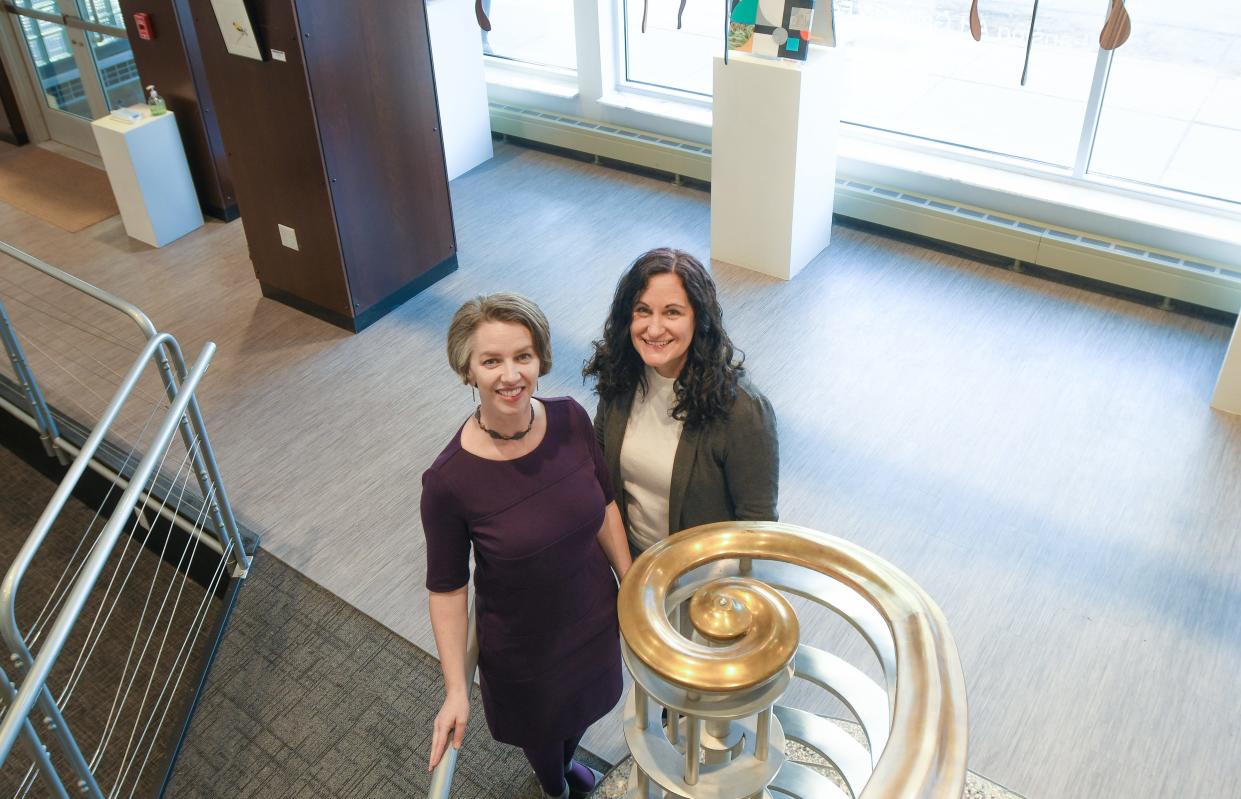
[420, 396, 623, 746]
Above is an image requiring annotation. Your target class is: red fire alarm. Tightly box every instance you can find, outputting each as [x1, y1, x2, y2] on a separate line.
[133, 12, 154, 40]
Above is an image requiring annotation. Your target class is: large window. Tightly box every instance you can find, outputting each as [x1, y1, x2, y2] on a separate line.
[1089, 0, 1241, 204]
[621, 0, 718, 95]
[836, 0, 1100, 167]
[484, 0, 1241, 210]
[481, 0, 577, 72]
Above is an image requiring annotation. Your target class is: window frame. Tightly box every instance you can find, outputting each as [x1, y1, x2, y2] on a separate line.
[479, 0, 1241, 242]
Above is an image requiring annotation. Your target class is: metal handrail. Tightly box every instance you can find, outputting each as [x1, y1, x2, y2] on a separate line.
[0, 333, 186, 797]
[0, 241, 249, 575]
[0, 296, 60, 459]
[426, 604, 479, 799]
[0, 335, 217, 793]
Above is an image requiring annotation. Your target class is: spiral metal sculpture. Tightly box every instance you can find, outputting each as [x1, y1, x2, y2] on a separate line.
[616, 521, 968, 798]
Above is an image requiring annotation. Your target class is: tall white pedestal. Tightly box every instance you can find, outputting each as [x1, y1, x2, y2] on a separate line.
[710, 47, 839, 280]
[426, 0, 493, 181]
[1211, 319, 1241, 415]
[90, 109, 203, 247]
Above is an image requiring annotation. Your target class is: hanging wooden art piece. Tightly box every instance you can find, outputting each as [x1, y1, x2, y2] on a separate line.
[1098, 0, 1132, 51]
[969, 0, 1132, 84]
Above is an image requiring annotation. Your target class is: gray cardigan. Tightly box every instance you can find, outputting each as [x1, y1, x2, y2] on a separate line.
[593, 377, 779, 545]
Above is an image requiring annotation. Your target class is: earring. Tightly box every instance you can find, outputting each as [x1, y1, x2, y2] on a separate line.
[470, 383, 477, 404]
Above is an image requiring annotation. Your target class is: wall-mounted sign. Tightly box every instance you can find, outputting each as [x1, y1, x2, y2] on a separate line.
[210, 0, 264, 61]
[133, 12, 154, 40]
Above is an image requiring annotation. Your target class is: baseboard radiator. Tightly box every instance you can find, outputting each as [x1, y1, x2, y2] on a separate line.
[489, 102, 1241, 314]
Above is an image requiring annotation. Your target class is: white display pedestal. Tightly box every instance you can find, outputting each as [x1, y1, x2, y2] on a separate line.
[710, 47, 839, 280]
[90, 109, 202, 247]
[426, 0, 493, 181]
[1211, 319, 1241, 415]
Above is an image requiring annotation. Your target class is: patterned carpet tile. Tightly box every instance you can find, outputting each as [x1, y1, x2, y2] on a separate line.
[0, 443, 220, 799]
[167, 551, 607, 798]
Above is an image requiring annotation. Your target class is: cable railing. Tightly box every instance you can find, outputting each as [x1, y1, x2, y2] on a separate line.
[0, 241, 246, 564]
[0, 243, 252, 797]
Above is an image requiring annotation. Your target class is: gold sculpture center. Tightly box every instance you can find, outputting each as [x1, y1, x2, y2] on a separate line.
[619, 528, 802, 692]
[616, 521, 971, 799]
[689, 579, 790, 644]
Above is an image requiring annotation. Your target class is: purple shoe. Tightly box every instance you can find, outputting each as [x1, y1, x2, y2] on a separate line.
[565, 760, 602, 798]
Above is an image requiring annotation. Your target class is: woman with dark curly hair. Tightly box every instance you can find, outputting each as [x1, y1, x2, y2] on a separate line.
[583, 248, 778, 554]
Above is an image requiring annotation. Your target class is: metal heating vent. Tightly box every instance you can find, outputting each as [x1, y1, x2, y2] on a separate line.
[833, 178, 1241, 312]
[836, 178, 1241, 281]
[491, 102, 712, 154]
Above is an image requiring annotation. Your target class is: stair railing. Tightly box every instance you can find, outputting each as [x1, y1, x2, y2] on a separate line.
[426, 602, 479, 799]
[0, 334, 219, 796]
[0, 242, 250, 797]
[0, 241, 249, 573]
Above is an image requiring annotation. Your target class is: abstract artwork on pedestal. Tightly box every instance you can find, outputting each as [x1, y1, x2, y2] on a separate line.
[729, 0, 815, 61]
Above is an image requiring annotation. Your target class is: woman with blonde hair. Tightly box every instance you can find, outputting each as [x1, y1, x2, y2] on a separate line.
[422, 293, 630, 799]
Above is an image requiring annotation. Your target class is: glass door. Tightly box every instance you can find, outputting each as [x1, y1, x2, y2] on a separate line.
[3, 0, 138, 154]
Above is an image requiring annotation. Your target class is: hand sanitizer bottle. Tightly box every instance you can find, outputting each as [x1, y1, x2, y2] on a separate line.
[146, 85, 166, 116]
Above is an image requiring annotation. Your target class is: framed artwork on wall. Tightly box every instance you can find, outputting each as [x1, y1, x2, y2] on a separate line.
[210, 0, 265, 61]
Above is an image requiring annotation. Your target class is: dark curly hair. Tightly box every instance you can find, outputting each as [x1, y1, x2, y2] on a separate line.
[583, 248, 743, 428]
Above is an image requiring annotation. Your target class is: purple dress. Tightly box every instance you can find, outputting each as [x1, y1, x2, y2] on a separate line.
[421, 396, 623, 746]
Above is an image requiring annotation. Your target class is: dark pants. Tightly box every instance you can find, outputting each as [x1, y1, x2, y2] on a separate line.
[522, 731, 584, 796]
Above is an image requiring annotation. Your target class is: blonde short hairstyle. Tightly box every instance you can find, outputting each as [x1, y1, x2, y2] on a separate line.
[446, 293, 553, 384]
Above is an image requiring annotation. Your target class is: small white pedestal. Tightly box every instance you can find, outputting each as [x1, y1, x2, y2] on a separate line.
[710, 47, 839, 280]
[1211, 319, 1241, 415]
[90, 109, 202, 247]
[426, 0, 493, 181]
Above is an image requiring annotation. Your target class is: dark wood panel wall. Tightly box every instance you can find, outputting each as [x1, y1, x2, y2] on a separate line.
[119, 0, 237, 219]
[184, 0, 351, 317]
[296, 0, 456, 310]
[184, 0, 456, 331]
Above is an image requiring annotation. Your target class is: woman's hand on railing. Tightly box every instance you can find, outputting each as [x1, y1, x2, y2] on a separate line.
[428, 689, 470, 771]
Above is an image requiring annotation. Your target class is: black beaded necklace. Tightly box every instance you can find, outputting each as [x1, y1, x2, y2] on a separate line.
[474, 403, 536, 441]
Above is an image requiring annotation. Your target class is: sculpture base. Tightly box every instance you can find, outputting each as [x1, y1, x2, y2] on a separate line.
[583, 734, 843, 799]
[587, 733, 1026, 799]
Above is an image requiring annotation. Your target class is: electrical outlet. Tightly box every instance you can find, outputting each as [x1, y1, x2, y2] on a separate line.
[278, 224, 299, 251]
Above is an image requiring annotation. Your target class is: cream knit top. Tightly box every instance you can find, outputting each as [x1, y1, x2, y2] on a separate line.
[619, 367, 684, 551]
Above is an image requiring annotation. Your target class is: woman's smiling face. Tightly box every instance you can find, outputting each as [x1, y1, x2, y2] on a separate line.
[630, 272, 694, 379]
[469, 320, 540, 420]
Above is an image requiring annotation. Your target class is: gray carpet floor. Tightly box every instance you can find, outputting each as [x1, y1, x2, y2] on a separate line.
[2, 137, 1239, 798]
